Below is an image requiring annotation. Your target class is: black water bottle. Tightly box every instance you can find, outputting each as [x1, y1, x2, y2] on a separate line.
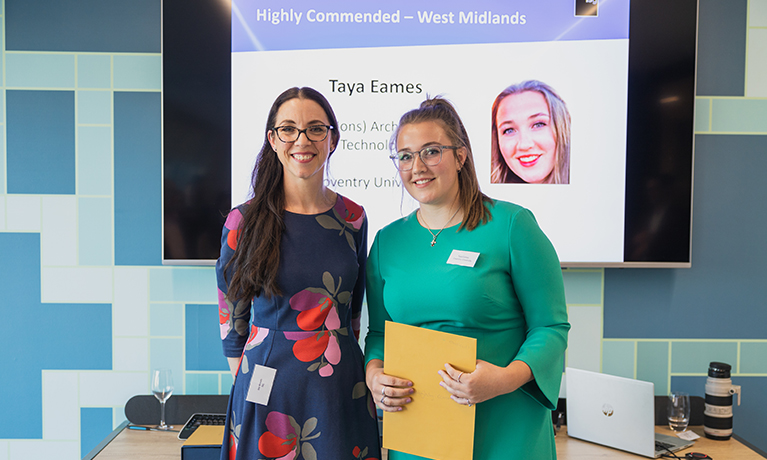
[703, 362, 741, 440]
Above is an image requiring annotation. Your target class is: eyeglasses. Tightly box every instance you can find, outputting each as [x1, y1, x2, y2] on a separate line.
[272, 125, 333, 143]
[389, 145, 459, 171]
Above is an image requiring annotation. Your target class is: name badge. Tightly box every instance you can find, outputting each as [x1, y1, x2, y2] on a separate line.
[447, 250, 480, 267]
[245, 365, 277, 406]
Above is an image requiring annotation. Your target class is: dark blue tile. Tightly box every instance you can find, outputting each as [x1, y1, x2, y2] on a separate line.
[185, 304, 229, 372]
[6, 90, 75, 195]
[114, 92, 162, 266]
[696, 0, 748, 96]
[0, 233, 111, 439]
[605, 135, 767, 339]
[5, 0, 160, 53]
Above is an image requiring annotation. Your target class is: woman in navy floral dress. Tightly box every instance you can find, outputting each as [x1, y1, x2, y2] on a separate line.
[216, 87, 380, 460]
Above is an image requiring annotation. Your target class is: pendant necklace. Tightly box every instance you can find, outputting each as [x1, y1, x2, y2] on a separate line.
[419, 205, 461, 247]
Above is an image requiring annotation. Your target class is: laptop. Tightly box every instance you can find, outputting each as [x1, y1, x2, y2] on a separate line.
[565, 367, 695, 458]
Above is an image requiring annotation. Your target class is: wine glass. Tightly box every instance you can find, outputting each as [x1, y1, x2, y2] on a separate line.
[151, 368, 174, 430]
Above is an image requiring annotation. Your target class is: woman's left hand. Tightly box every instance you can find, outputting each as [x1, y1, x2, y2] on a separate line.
[438, 360, 532, 406]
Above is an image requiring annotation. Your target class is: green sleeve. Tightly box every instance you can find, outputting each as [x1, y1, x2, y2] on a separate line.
[508, 208, 570, 410]
[364, 231, 391, 366]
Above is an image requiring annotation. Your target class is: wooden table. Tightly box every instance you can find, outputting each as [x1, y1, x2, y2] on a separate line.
[556, 425, 764, 459]
[90, 423, 763, 459]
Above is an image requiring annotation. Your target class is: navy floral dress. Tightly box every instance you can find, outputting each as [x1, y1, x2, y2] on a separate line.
[216, 195, 381, 460]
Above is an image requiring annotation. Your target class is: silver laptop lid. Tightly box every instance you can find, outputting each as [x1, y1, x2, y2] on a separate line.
[565, 367, 656, 457]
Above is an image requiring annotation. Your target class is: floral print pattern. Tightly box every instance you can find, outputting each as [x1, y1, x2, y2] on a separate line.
[258, 412, 321, 460]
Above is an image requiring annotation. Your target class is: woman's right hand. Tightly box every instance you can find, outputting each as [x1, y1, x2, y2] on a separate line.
[365, 359, 414, 412]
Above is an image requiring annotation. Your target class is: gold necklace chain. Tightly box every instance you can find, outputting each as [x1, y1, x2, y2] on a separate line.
[419, 206, 461, 247]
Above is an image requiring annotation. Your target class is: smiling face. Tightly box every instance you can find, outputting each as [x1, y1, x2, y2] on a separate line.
[396, 121, 465, 209]
[267, 98, 335, 184]
[496, 91, 557, 184]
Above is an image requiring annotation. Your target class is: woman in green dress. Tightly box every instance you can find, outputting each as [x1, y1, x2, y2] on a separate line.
[364, 97, 570, 459]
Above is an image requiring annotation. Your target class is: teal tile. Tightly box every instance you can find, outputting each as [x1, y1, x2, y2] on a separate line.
[670, 341, 738, 374]
[77, 126, 113, 196]
[751, 0, 767, 27]
[695, 98, 711, 132]
[711, 98, 767, 133]
[78, 197, 113, 266]
[221, 372, 234, 393]
[113, 55, 161, 90]
[150, 303, 184, 337]
[149, 338, 184, 392]
[746, 29, 767, 97]
[740, 342, 767, 374]
[602, 340, 635, 379]
[6, 53, 76, 88]
[77, 54, 112, 89]
[185, 373, 219, 395]
[149, 267, 217, 303]
[562, 269, 603, 305]
[637, 341, 669, 395]
[77, 90, 112, 125]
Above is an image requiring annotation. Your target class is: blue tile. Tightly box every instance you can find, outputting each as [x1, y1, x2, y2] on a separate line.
[185, 304, 229, 372]
[0, 233, 112, 438]
[77, 90, 112, 125]
[221, 373, 234, 393]
[671, 342, 738, 374]
[114, 91, 161, 265]
[81, 408, 113, 458]
[696, 0, 748, 96]
[149, 338, 184, 392]
[5, 0, 160, 53]
[6, 90, 76, 194]
[78, 197, 114, 266]
[77, 126, 113, 196]
[602, 340, 635, 379]
[5, 53, 75, 88]
[77, 54, 112, 89]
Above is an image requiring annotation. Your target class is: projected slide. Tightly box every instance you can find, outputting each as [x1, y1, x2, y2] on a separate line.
[231, 0, 630, 264]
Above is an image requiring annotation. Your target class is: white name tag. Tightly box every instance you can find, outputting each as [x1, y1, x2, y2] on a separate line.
[245, 365, 277, 406]
[447, 250, 480, 267]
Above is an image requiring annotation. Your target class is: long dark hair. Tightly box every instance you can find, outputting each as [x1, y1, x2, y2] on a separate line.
[490, 80, 571, 184]
[226, 87, 340, 301]
[392, 97, 492, 231]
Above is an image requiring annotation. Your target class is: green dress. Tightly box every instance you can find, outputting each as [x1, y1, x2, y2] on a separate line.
[365, 200, 570, 460]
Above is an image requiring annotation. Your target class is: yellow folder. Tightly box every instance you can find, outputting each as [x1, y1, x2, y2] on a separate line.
[383, 321, 477, 460]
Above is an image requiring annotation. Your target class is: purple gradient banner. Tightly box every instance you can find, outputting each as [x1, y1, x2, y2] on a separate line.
[232, 0, 629, 52]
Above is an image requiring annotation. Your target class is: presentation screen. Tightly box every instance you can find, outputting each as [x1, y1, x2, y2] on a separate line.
[232, 0, 629, 264]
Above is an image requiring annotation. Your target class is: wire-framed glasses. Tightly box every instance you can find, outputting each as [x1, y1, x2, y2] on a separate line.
[389, 145, 459, 171]
[272, 125, 333, 143]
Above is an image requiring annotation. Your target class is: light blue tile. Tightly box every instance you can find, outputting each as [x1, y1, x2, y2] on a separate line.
[6, 53, 76, 88]
[149, 267, 217, 303]
[78, 197, 113, 266]
[562, 269, 603, 305]
[637, 341, 669, 395]
[0, 90, 5, 124]
[221, 373, 234, 393]
[77, 90, 112, 125]
[739, 342, 767, 374]
[0, 130, 5, 194]
[149, 338, 184, 392]
[602, 340, 635, 379]
[751, 0, 767, 27]
[77, 126, 112, 196]
[113, 55, 161, 90]
[711, 98, 767, 133]
[185, 373, 219, 395]
[150, 303, 184, 337]
[695, 98, 711, 132]
[77, 54, 112, 89]
[670, 341, 738, 374]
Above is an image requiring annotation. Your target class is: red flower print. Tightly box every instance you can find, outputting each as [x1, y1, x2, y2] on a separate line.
[258, 412, 319, 460]
[292, 332, 330, 362]
[334, 196, 365, 231]
[352, 445, 378, 460]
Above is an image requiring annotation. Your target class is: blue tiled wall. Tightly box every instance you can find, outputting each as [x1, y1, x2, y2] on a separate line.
[0, 0, 766, 458]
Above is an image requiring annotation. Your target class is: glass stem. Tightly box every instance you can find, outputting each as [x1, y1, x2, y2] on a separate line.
[160, 401, 166, 427]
